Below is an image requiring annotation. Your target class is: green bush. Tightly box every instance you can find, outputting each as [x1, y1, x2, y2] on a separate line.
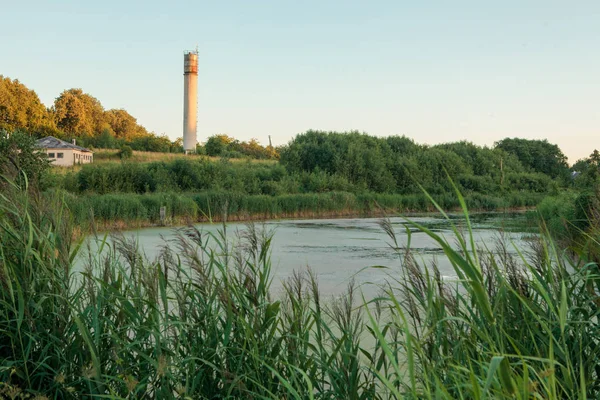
[118, 144, 133, 159]
[0, 129, 50, 190]
[505, 172, 553, 193]
[537, 192, 579, 241]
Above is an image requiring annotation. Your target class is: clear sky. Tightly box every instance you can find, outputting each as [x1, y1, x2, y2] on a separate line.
[2, 1, 599, 162]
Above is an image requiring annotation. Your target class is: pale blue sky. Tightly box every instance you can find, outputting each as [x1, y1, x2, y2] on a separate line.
[2, 1, 599, 162]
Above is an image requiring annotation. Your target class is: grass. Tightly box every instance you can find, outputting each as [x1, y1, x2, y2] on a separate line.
[94, 149, 278, 164]
[48, 150, 276, 175]
[1, 181, 599, 398]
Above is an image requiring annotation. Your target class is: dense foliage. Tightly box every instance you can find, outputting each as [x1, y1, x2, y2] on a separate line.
[45, 130, 565, 199]
[280, 131, 558, 195]
[0, 129, 50, 189]
[52, 152, 553, 200]
[536, 149, 600, 254]
[495, 137, 570, 180]
[0, 76, 56, 134]
[28, 130, 575, 226]
[204, 134, 279, 159]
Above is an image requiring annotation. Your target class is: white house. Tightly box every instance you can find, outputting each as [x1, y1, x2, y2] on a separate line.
[36, 136, 94, 167]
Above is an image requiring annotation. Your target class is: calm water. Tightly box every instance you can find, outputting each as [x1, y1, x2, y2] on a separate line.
[83, 212, 534, 296]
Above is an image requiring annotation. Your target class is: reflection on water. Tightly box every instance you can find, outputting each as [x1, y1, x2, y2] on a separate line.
[83, 212, 534, 297]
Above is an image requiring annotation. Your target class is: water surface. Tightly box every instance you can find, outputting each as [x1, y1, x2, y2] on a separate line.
[84, 212, 534, 297]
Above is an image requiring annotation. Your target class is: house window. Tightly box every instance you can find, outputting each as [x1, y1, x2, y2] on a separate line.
[48, 153, 55, 158]
[57, 153, 64, 158]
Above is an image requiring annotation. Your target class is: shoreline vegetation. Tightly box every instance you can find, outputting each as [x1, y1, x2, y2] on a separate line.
[64, 190, 541, 233]
[91, 207, 536, 231]
[43, 130, 560, 235]
[1, 180, 599, 398]
[81, 202, 537, 233]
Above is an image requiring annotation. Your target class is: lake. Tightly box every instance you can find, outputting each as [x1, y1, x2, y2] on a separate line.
[82, 212, 534, 297]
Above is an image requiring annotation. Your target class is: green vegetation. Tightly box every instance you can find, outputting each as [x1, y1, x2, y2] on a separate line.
[1, 177, 599, 398]
[0, 130, 50, 190]
[117, 145, 133, 160]
[35, 130, 569, 227]
[204, 134, 279, 159]
[85, 148, 271, 164]
[495, 137, 570, 180]
[60, 190, 544, 230]
[535, 149, 600, 250]
[280, 131, 564, 194]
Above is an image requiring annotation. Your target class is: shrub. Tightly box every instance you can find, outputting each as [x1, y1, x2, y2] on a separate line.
[118, 144, 133, 159]
[0, 129, 50, 190]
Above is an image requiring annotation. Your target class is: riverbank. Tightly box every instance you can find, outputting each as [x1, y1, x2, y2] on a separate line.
[61, 189, 541, 233]
[87, 207, 536, 233]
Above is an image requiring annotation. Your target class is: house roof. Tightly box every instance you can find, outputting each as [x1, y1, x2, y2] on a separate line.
[36, 136, 93, 153]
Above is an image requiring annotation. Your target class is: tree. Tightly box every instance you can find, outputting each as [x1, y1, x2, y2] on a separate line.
[95, 127, 118, 149]
[52, 88, 105, 135]
[386, 135, 420, 155]
[105, 109, 147, 140]
[414, 147, 469, 193]
[171, 138, 185, 153]
[0, 76, 54, 133]
[129, 134, 172, 153]
[118, 145, 133, 160]
[240, 138, 276, 159]
[0, 130, 50, 189]
[495, 138, 569, 179]
[572, 150, 600, 189]
[280, 130, 395, 191]
[0, 76, 186, 154]
[205, 134, 234, 156]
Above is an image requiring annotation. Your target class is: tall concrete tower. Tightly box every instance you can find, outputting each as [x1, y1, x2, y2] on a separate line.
[183, 50, 198, 153]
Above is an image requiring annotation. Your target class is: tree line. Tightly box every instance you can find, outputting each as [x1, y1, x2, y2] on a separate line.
[280, 130, 574, 195]
[0, 75, 278, 158]
[1, 76, 156, 142]
[41, 129, 582, 202]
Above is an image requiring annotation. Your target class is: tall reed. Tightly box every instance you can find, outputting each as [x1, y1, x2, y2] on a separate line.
[0, 180, 598, 399]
